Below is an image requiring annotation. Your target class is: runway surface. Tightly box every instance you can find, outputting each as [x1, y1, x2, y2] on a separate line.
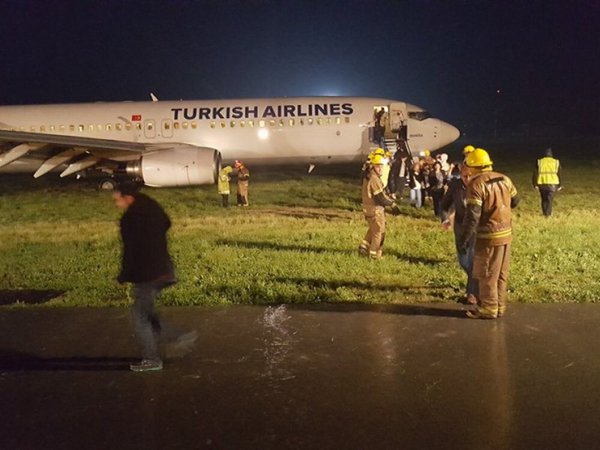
[1, 303, 599, 449]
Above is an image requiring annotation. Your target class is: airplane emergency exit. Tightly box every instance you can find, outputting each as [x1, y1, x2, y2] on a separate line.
[0, 97, 459, 187]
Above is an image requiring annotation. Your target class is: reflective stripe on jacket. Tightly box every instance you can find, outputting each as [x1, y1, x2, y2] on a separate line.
[465, 171, 518, 245]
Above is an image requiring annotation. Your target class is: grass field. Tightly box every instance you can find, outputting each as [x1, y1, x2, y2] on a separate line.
[1, 137, 599, 306]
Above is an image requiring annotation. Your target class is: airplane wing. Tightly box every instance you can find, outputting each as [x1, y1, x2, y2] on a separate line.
[0, 129, 154, 178]
[0, 129, 221, 187]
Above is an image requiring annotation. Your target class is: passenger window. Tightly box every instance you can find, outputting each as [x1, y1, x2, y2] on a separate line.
[308, 118, 314, 125]
[69, 125, 75, 132]
[335, 117, 341, 125]
[164, 122, 171, 130]
[326, 118, 332, 125]
[259, 120, 265, 128]
[97, 124, 103, 131]
[174, 122, 180, 129]
[248, 120, 254, 127]
[240, 121, 245, 128]
[49, 125, 55, 132]
[279, 119, 284, 127]
[89, 125, 94, 132]
[106, 124, 112, 131]
[147, 122, 153, 131]
[135, 123, 142, 130]
[230, 121, 235, 128]
[317, 118, 323, 125]
[269, 119, 276, 127]
[210, 121, 216, 128]
[345, 117, 350, 124]
[182, 122, 188, 129]
[40, 126, 46, 132]
[126, 123, 132, 131]
[30, 126, 37, 132]
[116, 123, 122, 131]
[220, 122, 226, 128]
[78, 124, 85, 132]
[299, 119, 304, 126]
[191, 122, 197, 129]
[288, 119, 295, 127]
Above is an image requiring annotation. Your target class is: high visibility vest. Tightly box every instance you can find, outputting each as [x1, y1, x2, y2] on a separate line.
[537, 157, 560, 185]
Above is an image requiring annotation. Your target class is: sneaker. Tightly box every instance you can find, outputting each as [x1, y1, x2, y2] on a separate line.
[130, 359, 163, 372]
[466, 309, 497, 320]
[358, 246, 369, 257]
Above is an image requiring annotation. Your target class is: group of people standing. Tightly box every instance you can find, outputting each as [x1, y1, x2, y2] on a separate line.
[360, 143, 562, 320]
[218, 160, 250, 207]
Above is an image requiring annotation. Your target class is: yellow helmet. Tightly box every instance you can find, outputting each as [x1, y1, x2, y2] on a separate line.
[424, 149, 431, 156]
[465, 148, 493, 167]
[371, 154, 389, 165]
[463, 145, 475, 155]
[221, 166, 233, 174]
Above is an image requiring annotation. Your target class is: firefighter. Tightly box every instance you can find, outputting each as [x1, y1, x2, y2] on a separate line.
[457, 148, 520, 319]
[217, 166, 233, 207]
[234, 160, 250, 206]
[358, 154, 401, 260]
[532, 148, 561, 217]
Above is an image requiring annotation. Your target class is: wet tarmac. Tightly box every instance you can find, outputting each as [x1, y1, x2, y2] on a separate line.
[1, 303, 599, 449]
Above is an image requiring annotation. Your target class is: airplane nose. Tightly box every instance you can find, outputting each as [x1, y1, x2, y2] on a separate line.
[439, 121, 460, 147]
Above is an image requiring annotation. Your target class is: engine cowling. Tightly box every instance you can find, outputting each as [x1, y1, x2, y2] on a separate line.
[127, 146, 221, 187]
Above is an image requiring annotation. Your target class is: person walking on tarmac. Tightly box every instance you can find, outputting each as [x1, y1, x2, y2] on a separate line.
[457, 148, 520, 319]
[218, 165, 233, 207]
[358, 154, 401, 260]
[532, 148, 561, 217]
[113, 182, 197, 372]
[234, 160, 250, 206]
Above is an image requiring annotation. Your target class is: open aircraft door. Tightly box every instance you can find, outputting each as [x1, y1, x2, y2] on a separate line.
[389, 102, 407, 133]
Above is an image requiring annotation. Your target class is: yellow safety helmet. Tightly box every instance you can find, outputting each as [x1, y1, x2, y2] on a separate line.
[424, 149, 431, 157]
[221, 166, 233, 174]
[371, 154, 388, 165]
[465, 148, 493, 168]
[463, 145, 475, 155]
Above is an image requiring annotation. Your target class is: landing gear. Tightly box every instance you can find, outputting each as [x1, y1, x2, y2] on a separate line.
[98, 178, 118, 191]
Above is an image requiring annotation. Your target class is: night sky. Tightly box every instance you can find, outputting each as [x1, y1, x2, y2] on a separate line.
[1, 0, 598, 136]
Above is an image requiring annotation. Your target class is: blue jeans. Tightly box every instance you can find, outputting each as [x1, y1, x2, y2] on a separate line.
[410, 188, 422, 208]
[454, 230, 477, 296]
[132, 281, 182, 361]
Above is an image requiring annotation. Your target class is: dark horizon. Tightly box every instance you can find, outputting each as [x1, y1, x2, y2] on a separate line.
[1, 0, 598, 137]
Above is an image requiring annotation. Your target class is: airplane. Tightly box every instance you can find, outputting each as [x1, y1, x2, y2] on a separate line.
[0, 97, 460, 188]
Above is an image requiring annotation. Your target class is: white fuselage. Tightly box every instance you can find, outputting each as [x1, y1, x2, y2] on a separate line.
[0, 97, 459, 170]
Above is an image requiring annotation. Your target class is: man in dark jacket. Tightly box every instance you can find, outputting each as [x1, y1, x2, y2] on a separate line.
[114, 182, 195, 372]
[440, 163, 478, 304]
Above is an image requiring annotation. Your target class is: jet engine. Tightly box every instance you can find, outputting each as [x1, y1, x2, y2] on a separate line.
[126, 146, 221, 187]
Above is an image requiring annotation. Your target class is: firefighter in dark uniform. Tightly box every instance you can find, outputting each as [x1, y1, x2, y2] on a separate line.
[234, 160, 250, 206]
[358, 154, 401, 260]
[532, 148, 561, 217]
[457, 149, 520, 319]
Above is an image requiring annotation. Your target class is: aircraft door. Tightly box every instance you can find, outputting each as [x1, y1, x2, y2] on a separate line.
[144, 119, 156, 139]
[162, 119, 173, 138]
[389, 102, 407, 133]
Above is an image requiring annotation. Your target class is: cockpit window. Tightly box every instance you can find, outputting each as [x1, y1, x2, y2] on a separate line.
[408, 111, 431, 121]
